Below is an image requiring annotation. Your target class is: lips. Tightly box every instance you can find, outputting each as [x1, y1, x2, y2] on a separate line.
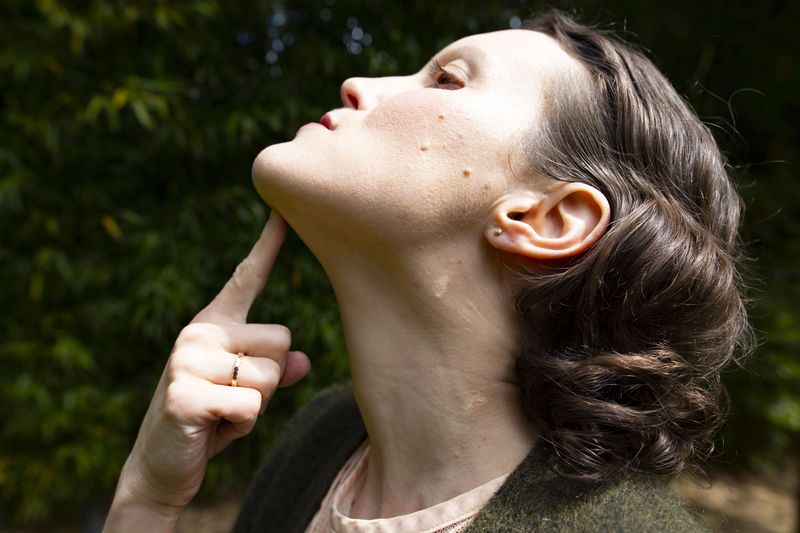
[320, 113, 334, 130]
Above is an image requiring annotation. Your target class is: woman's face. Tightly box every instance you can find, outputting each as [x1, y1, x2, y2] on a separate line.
[253, 29, 583, 248]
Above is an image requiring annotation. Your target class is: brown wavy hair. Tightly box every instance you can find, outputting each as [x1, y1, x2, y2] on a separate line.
[512, 10, 754, 483]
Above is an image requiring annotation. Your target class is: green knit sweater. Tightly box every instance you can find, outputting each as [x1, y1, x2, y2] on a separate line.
[232, 382, 709, 532]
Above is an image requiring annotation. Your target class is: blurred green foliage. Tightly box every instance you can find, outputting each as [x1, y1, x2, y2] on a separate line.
[0, 0, 797, 526]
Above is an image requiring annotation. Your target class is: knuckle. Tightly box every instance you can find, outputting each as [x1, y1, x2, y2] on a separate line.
[274, 324, 292, 351]
[177, 323, 219, 346]
[232, 258, 261, 287]
[167, 348, 200, 379]
[232, 258, 249, 278]
[233, 389, 262, 426]
[246, 388, 264, 415]
[163, 381, 190, 422]
[165, 357, 181, 383]
[190, 307, 216, 324]
[263, 358, 282, 389]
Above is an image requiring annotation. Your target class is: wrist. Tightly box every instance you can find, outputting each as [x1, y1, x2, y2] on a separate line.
[104, 482, 184, 533]
[116, 476, 187, 516]
[104, 467, 187, 532]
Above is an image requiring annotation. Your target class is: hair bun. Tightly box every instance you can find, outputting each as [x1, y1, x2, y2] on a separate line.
[517, 346, 725, 482]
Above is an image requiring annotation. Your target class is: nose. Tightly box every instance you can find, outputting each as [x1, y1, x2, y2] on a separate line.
[340, 77, 375, 110]
[340, 75, 416, 110]
[340, 78, 363, 109]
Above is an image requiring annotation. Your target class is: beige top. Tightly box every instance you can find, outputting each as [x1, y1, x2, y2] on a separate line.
[304, 439, 511, 533]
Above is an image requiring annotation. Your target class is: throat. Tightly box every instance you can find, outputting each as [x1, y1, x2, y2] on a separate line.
[345, 361, 538, 519]
[321, 239, 538, 520]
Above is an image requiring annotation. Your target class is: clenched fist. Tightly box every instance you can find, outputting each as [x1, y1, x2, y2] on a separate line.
[104, 211, 310, 532]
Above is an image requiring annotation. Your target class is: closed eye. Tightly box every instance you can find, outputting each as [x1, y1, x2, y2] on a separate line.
[425, 58, 465, 89]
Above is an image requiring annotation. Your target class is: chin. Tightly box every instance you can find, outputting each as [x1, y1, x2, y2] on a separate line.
[250, 140, 341, 231]
[251, 141, 302, 207]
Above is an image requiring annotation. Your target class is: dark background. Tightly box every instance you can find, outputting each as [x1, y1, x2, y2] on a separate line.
[1, 0, 797, 527]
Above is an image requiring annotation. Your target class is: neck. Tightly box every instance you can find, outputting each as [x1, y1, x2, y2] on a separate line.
[320, 236, 538, 519]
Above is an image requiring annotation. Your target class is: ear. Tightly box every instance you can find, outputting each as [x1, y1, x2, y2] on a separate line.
[485, 182, 610, 260]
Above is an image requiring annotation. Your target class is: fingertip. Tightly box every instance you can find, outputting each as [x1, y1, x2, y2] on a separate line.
[267, 209, 286, 229]
[259, 210, 287, 249]
[294, 351, 311, 374]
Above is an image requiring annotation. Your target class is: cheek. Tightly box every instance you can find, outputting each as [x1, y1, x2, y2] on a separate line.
[364, 93, 492, 171]
[362, 95, 504, 228]
[364, 92, 447, 142]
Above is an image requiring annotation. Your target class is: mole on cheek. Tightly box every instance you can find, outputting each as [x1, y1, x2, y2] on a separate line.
[437, 114, 446, 122]
[462, 169, 472, 177]
[420, 146, 429, 152]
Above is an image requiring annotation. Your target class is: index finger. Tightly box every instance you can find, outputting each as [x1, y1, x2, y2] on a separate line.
[196, 210, 287, 324]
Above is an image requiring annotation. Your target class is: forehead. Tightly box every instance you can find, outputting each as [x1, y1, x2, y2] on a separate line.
[433, 29, 586, 122]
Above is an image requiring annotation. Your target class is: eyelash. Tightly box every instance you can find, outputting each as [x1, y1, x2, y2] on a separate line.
[426, 59, 465, 88]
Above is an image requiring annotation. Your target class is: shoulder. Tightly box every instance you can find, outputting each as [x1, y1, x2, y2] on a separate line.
[466, 446, 709, 533]
[232, 381, 366, 533]
[569, 471, 709, 533]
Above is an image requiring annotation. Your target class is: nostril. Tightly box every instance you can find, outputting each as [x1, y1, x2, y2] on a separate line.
[340, 78, 363, 109]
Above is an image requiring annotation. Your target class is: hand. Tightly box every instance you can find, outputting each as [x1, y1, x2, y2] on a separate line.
[105, 211, 310, 529]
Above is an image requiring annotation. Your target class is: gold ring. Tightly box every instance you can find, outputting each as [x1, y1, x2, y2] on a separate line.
[231, 353, 242, 387]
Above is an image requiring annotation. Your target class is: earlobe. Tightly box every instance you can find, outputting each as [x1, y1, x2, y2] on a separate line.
[485, 183, 611, 260]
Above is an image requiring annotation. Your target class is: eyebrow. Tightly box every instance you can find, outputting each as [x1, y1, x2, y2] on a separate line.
[430, 44, 489, 69]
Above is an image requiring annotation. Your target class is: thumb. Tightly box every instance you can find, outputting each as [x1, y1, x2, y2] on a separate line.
[278, 351, 311, 388]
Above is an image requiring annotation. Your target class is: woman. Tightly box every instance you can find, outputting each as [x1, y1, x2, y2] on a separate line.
[104, 10, 750, 532]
